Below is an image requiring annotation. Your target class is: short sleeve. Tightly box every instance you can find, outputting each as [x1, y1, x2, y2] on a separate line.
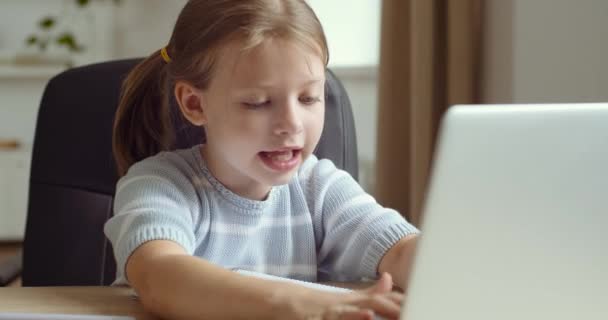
[104, 153, 199, 285]
[300, 156, 419, 281]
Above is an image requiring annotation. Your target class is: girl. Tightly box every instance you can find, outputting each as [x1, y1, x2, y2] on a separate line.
[105, 0, 420, 319]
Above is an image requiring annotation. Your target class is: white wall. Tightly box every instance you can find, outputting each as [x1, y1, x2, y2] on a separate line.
[0, 0, 379, 67]
[111, 0, 187, 59]
[113, 0, 381, 68]
[0, 0, 116, 65]
[308, 0, 380, 67]
[0, 1, 63, 51]
[483, 0, 608, 103]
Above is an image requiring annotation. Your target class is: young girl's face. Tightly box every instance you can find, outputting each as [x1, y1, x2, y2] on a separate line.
[197, 38, 325, 200]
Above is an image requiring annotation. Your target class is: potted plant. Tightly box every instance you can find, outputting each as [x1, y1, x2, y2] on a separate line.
[18, 0, 122, 67]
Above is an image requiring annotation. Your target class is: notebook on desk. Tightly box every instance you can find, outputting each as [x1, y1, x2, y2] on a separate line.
[400, 103, 608, 320]
[234, 269, 352, 293]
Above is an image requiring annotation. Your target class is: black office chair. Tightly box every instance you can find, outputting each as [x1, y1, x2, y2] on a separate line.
[0, 58, 358, 286]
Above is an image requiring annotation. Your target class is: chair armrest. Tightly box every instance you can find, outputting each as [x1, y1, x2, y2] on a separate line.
[0, 249, 22, 286]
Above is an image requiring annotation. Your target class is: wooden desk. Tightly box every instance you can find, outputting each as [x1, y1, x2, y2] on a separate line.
[0, 287, 156, 320]
[0, 283, 382, 319]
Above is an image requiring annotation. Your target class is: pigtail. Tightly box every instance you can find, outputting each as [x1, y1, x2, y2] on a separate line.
[113, 0, 330, 177]
[112, 50, 174, 176]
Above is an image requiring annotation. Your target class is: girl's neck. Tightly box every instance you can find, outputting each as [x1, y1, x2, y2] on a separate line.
[199, 144, 271, 201]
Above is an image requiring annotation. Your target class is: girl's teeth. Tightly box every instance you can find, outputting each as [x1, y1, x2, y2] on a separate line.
[268, 150, 293, 161]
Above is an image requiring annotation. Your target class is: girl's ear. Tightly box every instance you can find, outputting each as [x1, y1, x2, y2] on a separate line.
[174, 80, 207, 126]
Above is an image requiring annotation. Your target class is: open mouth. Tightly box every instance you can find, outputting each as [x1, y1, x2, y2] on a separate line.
[258, 149, 302, 172]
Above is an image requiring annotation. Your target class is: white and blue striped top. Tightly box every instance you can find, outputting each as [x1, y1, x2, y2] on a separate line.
[104, 145, 419, 285]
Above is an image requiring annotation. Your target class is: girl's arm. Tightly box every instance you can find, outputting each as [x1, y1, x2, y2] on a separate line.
[303, 157, 420, 283]
[127, 240, 403, 320]
[378, 234, 420, 291]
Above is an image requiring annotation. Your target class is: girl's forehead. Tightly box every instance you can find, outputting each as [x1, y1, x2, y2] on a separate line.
[220, 38, 323, 67]
[212, 38, 325, 87]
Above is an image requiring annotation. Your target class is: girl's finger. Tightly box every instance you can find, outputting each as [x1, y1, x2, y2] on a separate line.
[363, 272, 393, 295]
[350, 295, 401, 320]
[323, 305, 374, 320]
[386, 291, 405, 305]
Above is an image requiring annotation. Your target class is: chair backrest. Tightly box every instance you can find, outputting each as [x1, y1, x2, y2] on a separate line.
[22, 59, 359, 286]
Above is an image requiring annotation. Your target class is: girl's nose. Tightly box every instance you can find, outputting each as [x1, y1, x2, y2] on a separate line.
[273, 103, 303, 136]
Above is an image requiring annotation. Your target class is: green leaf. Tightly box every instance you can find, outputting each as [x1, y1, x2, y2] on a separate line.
[38, 16, 56, 30]
[76, 0, 90, 7]
[26, 35, 38, 46]
[56, 32, 84, 52]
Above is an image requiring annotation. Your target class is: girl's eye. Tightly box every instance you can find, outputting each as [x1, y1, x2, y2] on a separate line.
[243, 101, 270, 109]
[300, 96, 321, 105]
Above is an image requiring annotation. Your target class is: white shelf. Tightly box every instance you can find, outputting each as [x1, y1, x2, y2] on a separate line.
[0, 64, 65, 80]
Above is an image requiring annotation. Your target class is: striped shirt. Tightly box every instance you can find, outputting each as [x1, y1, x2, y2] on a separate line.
[104, 145, 419, 285]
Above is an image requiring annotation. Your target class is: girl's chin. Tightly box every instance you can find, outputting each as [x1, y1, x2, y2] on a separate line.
[258, 168, 298, 186]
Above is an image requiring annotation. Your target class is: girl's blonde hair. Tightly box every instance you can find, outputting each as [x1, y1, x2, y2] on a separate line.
[112, 0, 329, 176]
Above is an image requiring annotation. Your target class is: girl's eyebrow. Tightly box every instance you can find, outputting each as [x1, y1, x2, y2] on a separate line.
[235, 78, 325, 91]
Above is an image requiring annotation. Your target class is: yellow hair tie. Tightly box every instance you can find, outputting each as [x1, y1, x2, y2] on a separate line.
[160, 46, 172, 63]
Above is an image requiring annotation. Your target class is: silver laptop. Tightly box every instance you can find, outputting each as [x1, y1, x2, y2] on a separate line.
[402, 103, 608, 320]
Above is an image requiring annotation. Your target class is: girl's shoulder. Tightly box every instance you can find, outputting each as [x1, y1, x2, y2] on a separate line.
[293, 155, 363, 209]
[296, 154, 352, 187]
[120, 145, 203, 187]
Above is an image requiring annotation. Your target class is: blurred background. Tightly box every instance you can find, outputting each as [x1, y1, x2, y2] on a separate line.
[1, 0, 607, 241]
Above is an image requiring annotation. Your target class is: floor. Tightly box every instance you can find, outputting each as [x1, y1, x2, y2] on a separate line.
[0, 241, 22, 286]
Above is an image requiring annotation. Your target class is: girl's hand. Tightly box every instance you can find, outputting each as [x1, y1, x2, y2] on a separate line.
[305, 273, 404, 320]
